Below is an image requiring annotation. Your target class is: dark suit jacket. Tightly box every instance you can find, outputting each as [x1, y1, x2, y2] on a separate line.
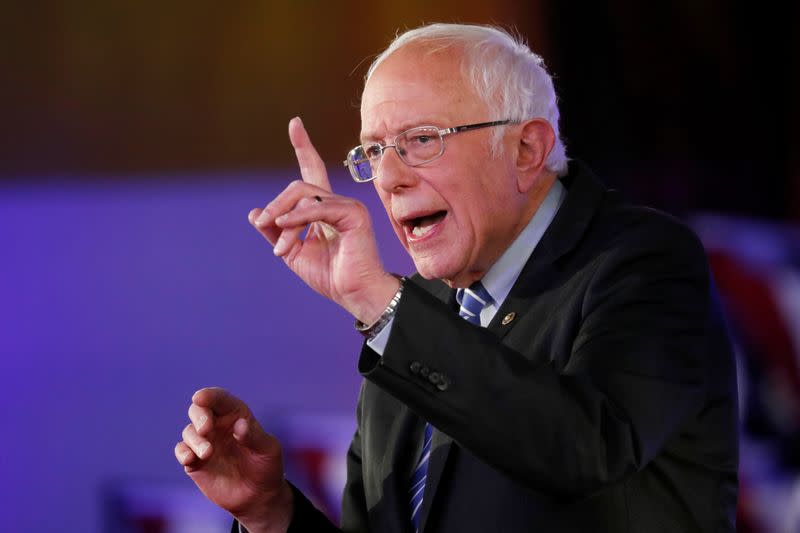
[251, 162, 739, 532]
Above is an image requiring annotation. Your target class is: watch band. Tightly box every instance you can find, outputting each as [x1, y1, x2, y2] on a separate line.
[354, 276, 405, 340]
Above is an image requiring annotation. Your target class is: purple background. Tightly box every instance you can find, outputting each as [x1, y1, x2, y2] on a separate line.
[0, 169, 412, 531]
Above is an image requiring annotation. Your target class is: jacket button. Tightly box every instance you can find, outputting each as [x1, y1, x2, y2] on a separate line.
[410, 361, 421, 374]
[436, 377, 449, 391]
[501, 312, 516, 325]
[428, 372, 440, 384]
[420, 366, 430, 378]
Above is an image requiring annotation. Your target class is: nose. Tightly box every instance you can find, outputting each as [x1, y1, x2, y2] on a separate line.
[374, 146, 418, 193]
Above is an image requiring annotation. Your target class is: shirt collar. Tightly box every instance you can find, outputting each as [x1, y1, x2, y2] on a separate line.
[480, 179, 566, 309]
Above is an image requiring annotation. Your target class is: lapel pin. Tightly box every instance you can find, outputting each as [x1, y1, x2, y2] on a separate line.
[501, 312, 516, 325]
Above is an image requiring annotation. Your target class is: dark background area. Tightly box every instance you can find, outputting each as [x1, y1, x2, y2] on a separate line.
[2, 1, 797, 220]
[548, 1, 798, 219]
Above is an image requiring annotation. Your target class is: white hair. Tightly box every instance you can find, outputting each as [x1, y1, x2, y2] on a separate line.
[366, 23, 568, 176]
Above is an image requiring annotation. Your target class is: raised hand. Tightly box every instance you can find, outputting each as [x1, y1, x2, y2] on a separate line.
[175, 388, 293, 533]
[248, 117, 399, 325]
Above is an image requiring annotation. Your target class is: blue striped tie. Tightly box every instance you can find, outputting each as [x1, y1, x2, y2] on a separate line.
[409, 281, 492, 532]
[456, 281, 493, 326]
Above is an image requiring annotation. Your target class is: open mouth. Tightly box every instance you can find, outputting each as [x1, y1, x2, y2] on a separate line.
[402, 210, 447, 239]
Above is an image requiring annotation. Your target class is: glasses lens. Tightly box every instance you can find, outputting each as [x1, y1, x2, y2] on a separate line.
[347, 146, 373, 182]
[398, 127, 443, 165]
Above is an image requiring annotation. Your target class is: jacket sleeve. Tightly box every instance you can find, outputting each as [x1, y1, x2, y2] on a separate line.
[231, 481, 340, 533]
[339, 383, 371, 533]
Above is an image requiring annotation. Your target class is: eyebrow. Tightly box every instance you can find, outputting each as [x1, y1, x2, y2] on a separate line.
[359, 132, 383, 144]
[360, 119, 445, 144]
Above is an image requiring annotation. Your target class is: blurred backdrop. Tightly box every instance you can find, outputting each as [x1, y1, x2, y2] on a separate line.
[1, 1, 798, 531]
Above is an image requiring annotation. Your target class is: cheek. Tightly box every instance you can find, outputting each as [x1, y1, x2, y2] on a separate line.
[376, 191, 409, 248]
[451, 187, 488, 233]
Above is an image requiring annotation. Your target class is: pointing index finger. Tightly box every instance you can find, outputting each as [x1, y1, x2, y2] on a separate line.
[289, 117, 332, 193]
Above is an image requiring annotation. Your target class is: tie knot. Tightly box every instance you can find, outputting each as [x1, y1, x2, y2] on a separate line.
[457, 281, 492, 325]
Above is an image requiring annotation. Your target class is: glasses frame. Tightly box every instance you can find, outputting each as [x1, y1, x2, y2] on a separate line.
[343, 119, 514, 183]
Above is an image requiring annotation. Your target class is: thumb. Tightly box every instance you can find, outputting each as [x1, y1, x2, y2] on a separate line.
[232, 417, 277, 455]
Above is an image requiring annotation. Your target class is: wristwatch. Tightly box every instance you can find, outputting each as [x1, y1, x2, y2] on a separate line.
[354, 276, 405, 340]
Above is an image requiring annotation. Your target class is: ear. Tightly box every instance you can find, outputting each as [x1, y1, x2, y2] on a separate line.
[515, 119, 556, 193]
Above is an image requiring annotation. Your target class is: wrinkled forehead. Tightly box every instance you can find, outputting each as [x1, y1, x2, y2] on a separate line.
[359, 44, 487, 139]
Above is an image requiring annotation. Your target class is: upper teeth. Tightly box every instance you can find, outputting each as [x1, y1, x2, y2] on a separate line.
[412, 224, 434, 237]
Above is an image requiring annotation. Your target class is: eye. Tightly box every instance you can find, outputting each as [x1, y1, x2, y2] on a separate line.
[407, 133, 434, 146]
[364, 144, 383, 159]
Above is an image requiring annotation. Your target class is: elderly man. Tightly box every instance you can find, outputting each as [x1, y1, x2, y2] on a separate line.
[175, 24, 738, 532]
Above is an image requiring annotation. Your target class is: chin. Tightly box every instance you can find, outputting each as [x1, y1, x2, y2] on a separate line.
[410, 260, 438, 280]
[410, 254, 460, 282]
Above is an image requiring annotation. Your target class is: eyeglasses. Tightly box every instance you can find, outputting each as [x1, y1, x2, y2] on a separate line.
[343, 119, 513, 183]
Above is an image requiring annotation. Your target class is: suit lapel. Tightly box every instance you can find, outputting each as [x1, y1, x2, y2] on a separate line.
[488, 163, 611, 340]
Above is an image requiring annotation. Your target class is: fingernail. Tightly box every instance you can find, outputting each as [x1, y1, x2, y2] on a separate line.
[198, 442, 210, 458]
[273, 236, 286, 256]
[256, 210, 270, 226]
[294, 116, 302, 125]
[234, 417, 248, 437]
[196, 415, 207, 430]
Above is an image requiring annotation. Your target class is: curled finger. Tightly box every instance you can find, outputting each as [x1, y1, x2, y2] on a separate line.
[249, 207, 281, 246]
[181, 422, 212, 460]
[192, 387, 249, 418]
[274, 195, 366, 236]
[188, 403, 213, 436]
[272, 195, 327, 256]
[174, 441, 196, 466]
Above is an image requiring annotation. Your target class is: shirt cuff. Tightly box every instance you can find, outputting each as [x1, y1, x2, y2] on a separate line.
[365, 316, 394, 355]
